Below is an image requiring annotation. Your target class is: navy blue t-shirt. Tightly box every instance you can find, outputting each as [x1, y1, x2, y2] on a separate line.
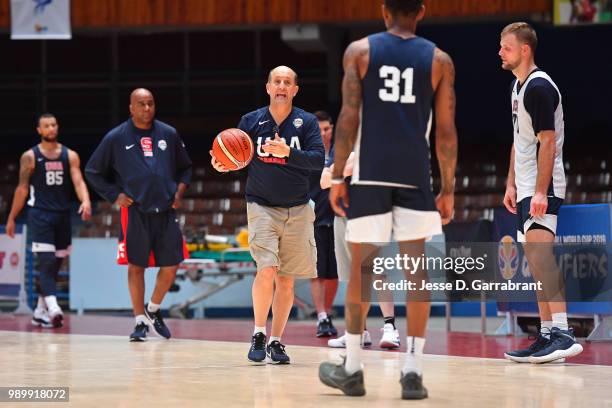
[238, 106, 325, 208]
[85, 119, 192, 213]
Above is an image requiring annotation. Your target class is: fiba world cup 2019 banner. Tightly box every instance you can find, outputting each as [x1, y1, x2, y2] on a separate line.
[11, 0, 71, 40]
[493, 204, 612, 315]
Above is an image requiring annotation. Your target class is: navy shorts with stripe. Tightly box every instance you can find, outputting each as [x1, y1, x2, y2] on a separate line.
[27, 207, 71, 254]
[516, 196, 563, 241]
[345, 184, 442, 243]
[120, 206, 185, 268]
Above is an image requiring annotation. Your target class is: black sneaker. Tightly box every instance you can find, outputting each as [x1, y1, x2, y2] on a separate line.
[328, 316, 338, 337]
[266, 340, 290, 364]
[319, 359, 366, 397]
[317, 318, 333, 337]
[529, 327, 583, 364]
[248, 332, 267, 363]
[400, 372, 428, 400]
[144, 304, 171, 339]
[130, 322, 149, 342]
[504, 330, 552, 363]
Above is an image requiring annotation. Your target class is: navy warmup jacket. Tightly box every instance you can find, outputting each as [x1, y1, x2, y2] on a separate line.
[238, 106, 325, 208]
[85, 119, 192, 213]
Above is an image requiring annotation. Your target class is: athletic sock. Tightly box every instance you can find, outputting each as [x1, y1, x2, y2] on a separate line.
[540, 321, 553, 339]
[44, 295, 59, 311]
[135, 314, 148, 325]
[552, 313, 569, 331]
[253, 326, 266, 336]
[317, 312, 328, 322]
[37, 296, 46, 310]
[402, 336, 425, 375]
[344, 333, 362, 375]
[147, 302, 160, 313]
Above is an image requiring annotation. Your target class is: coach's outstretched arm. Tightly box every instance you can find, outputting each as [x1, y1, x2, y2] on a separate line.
[84, 135, 124, 206]
[432, 47, 458, 225]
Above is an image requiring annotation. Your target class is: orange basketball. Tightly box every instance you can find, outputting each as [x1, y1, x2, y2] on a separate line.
[212, 128, 254, 171]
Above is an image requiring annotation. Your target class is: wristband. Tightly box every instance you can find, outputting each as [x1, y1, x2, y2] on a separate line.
[331, 178, 345, 185]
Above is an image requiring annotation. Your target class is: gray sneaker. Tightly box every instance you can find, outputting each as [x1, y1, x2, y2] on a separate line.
[319, 359, 366, 397]
[400, 372, 428, 400]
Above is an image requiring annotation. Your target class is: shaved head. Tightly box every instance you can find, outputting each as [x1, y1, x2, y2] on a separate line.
[267, 66, 298, 85]
[130, 88, 153, 104]
[129, 88, 155, 129]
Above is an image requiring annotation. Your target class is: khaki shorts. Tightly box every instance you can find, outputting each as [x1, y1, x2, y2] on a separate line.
[247, 202, 317, 279]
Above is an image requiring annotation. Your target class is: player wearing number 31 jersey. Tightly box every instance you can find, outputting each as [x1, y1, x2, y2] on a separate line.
[319, 0, 457, 401]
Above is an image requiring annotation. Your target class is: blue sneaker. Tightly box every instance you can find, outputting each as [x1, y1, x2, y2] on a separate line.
[129, 322, 149, 342]
[144, 304, 171, 339]
[248, 332, 267, 363]
[266, 340, 290, 364]
[529, 327, 583, 363]
[504, 331, 551, 363]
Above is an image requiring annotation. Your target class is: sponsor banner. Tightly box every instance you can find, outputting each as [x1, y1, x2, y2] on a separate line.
[11, 0, 71, 40]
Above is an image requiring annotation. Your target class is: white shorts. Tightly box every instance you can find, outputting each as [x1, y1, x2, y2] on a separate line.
[346, 207, 442, 243]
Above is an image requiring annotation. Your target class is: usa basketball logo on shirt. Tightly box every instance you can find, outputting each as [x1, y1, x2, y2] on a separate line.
[141, 137, 153, 157]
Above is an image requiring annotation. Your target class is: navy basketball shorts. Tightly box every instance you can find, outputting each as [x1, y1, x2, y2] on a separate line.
[118, 206, 185, 268]
[314, 225, 338, 280]
[27, 207, 72, 257]
[516, 196, 563, 242]
[345, 185, 442, 243]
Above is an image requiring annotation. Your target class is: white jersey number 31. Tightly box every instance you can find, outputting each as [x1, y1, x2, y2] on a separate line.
[378, 65, 416, 104]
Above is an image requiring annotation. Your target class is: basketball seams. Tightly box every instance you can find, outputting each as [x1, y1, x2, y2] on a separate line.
[216, 134, 241, 168]
[213, 128, 254, 171]
[239, 129, 254, 162]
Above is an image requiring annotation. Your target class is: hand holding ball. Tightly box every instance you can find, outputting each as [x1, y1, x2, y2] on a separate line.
[210, 128, 254, 172]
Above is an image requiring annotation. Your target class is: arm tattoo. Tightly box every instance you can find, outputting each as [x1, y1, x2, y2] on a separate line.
[332, 41, 366, 180]
[18, 153, 33, 187]
[434, 49, 458, 194]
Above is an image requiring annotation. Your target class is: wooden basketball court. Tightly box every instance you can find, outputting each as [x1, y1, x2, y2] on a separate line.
[1, 328, 610, 407]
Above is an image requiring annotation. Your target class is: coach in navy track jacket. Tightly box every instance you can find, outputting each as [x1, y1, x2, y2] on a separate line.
[85, 117, 191, 214]
[210, 66, 324, 364]
[85, 88, 192, 342]
[238, 105, 324, 207]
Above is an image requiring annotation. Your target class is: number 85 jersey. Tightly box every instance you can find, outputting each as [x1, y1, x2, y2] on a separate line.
[27, 145, 73, 211]
[353, 32, 436, 190]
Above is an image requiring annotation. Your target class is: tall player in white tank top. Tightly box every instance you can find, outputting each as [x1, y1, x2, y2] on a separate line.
[499, 22, 582, 364]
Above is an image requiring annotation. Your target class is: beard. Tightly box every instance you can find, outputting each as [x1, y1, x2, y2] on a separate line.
[41, 134, 58, 142]
[502, 59, 520, 71]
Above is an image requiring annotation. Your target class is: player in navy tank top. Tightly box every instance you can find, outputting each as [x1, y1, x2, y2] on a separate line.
[319, 0, 458, 400]
[5, 113, 91, 329]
